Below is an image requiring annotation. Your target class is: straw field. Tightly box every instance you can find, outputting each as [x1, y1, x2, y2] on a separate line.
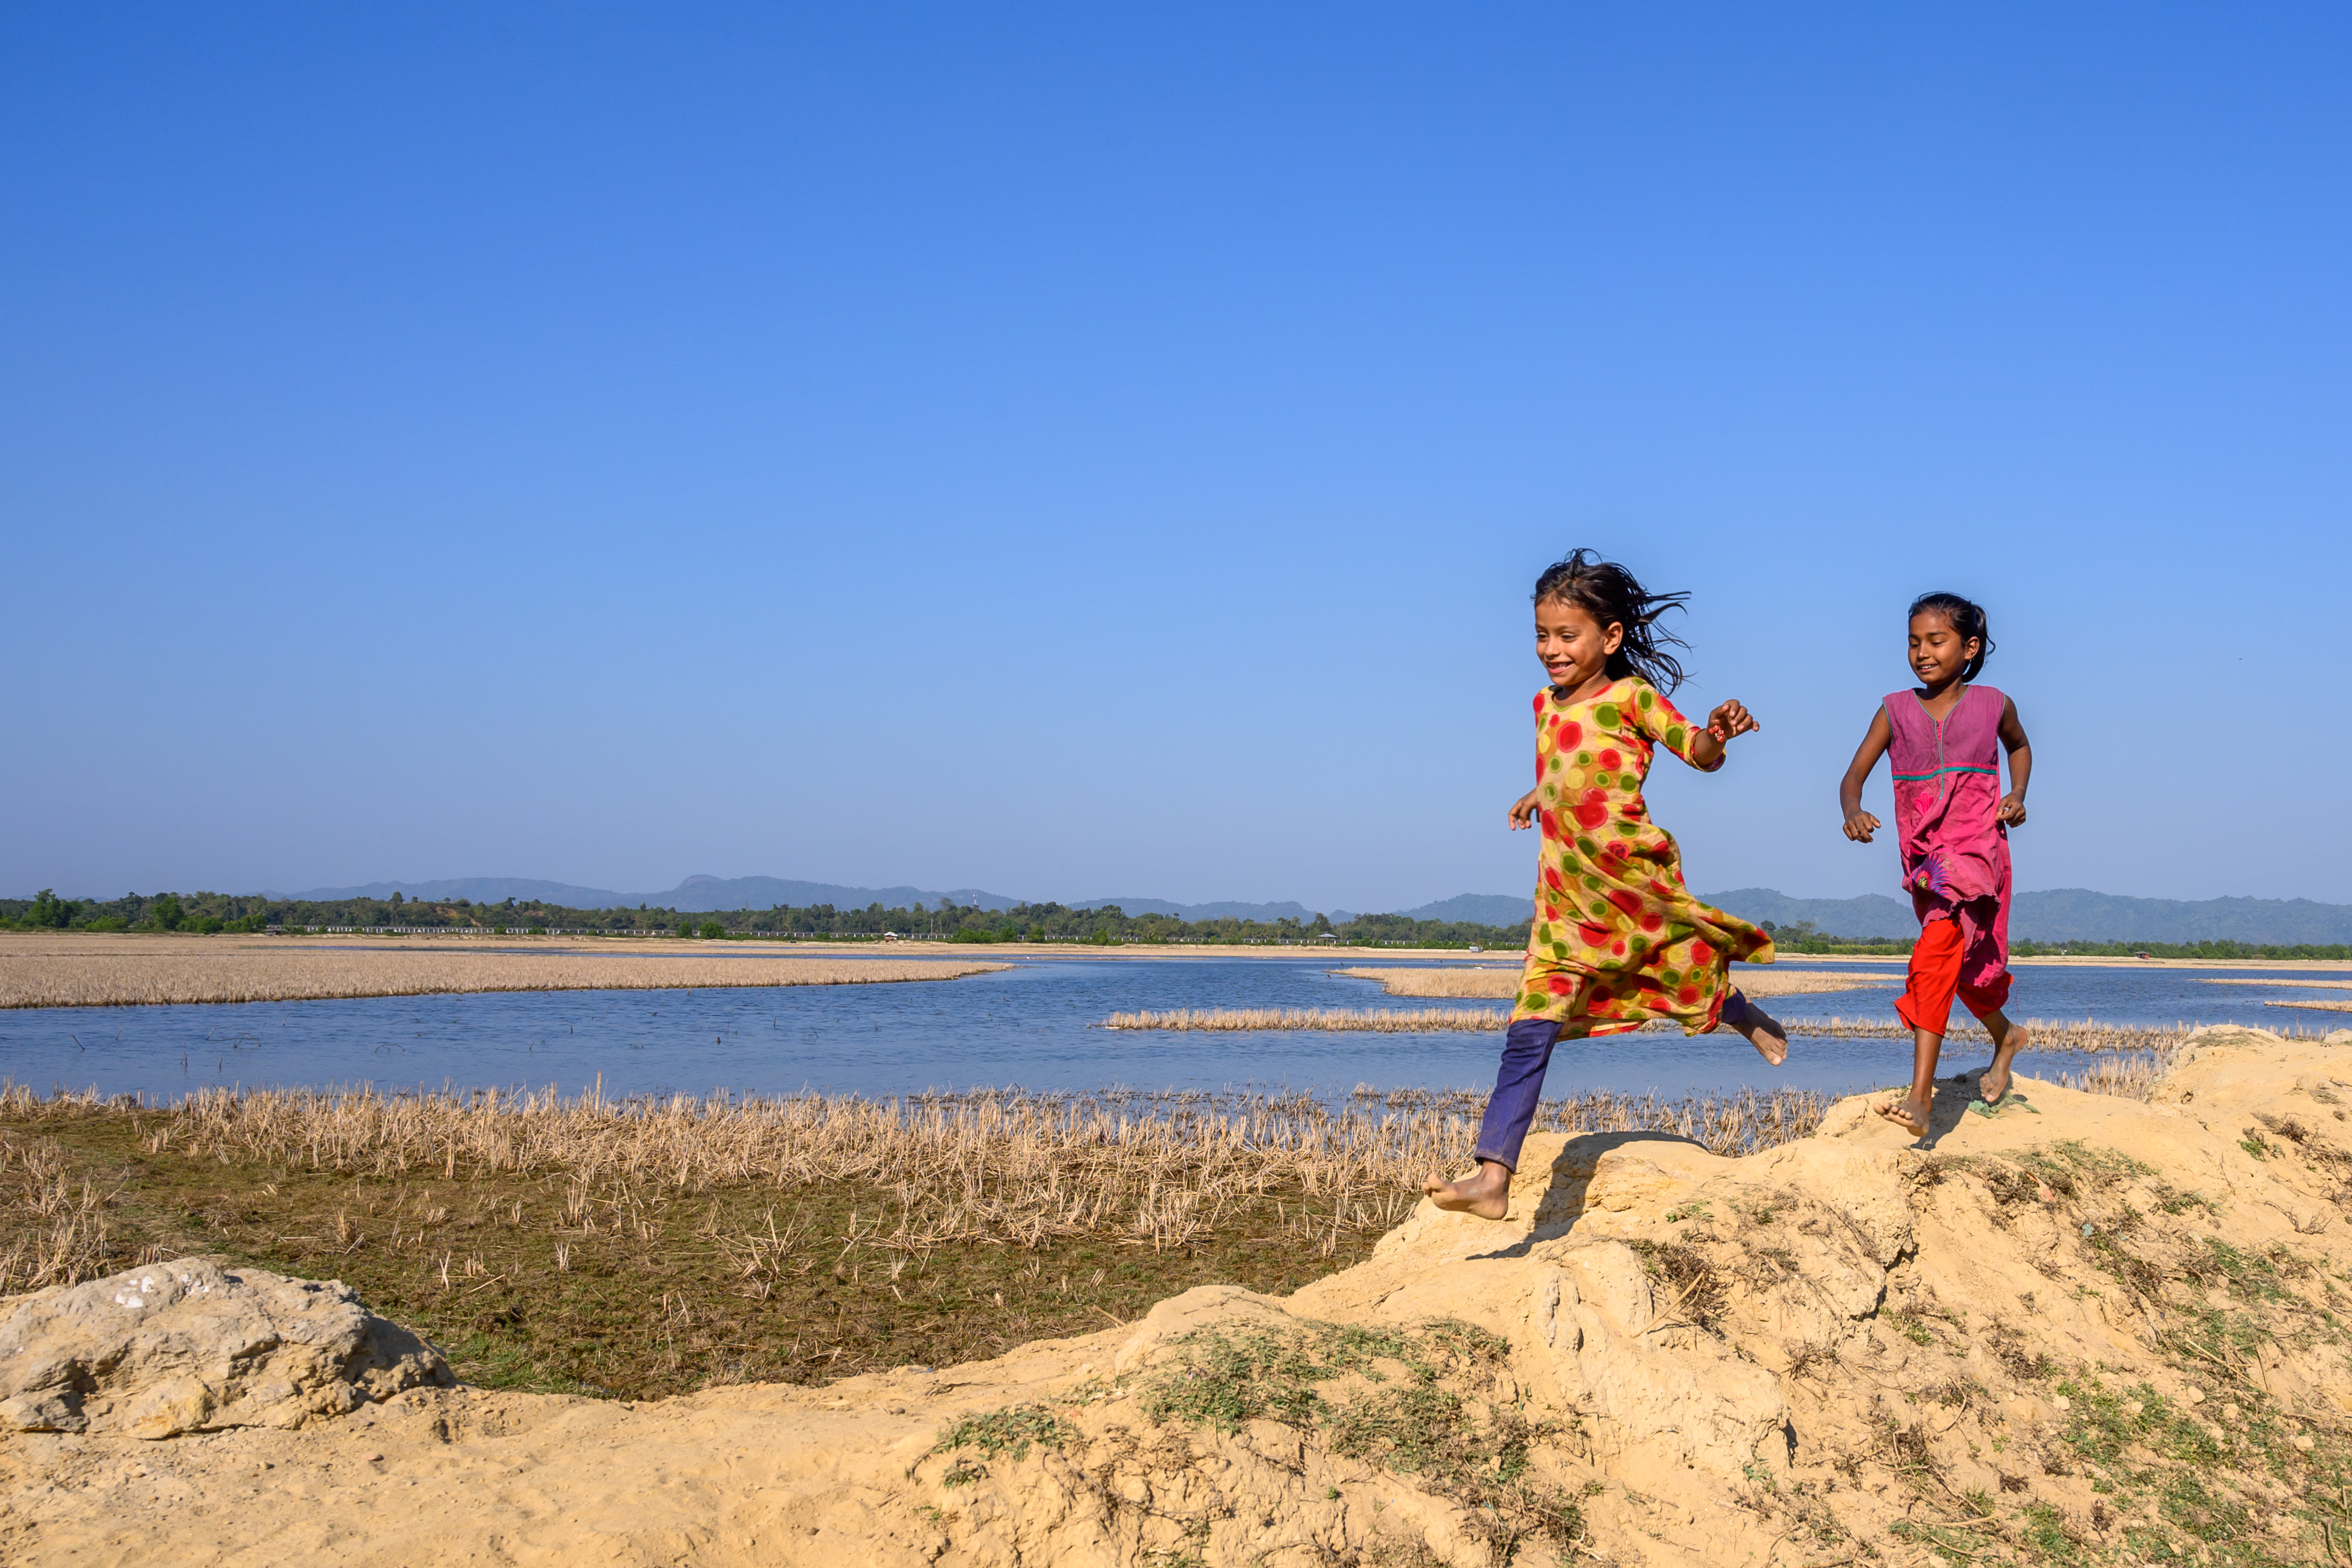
[1336, 965, 1894, 1000]
[1101, 1008, 2290, 1055]
[1332, 968, 1522, 998]
[1761, 1015, 2332, 1052]
[2267, 997, 2352, 1012]
[1106, 1007, 1509, 1033]
[0, 946, 1006, 1009]
[2049, 1049, 2180, 1100]
[0, 1076, 1841, 1399]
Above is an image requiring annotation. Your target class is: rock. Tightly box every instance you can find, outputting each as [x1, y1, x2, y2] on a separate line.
[0, 1258, 450, 1438]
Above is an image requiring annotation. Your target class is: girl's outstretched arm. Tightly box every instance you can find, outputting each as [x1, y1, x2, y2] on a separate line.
[1634, 686, 1753, 772]
[1996, 696, 2033, 825]
[1685, 699, 1759, 769]
[1838, 709, 1893, 842]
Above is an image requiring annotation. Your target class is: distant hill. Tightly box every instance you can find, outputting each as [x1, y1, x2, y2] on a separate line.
[274, 875, 1028, 913]
[1702, 889, 1918, 939]
[1399, 893, 1536, 926]
[1703, 887, 2352, 944]
[2008, 889, 2352, 944]
[245, 873, 2352, 943]
[271, 876, 634, 907]
[651, 876, 1025, 913]
[1071, 896, 1360, 923]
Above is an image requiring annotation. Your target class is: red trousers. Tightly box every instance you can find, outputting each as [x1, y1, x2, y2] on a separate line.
[1895, 915, 2013, 1036]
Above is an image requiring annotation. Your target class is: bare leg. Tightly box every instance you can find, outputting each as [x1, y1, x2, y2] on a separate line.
[1423, 1158, 1512, 1220]
[1978, 1011, 2030, 1104]
[1719, 988, 1788, 1066]
[1876, 1025, 1940, 1136]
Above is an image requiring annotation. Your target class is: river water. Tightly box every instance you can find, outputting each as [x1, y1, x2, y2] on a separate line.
[0, 956, 2337, 1105]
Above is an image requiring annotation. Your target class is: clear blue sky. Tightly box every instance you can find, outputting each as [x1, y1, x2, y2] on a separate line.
[4, 5, 2347, 912]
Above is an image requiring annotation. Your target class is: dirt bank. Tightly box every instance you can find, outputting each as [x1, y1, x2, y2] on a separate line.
[4, 1025, 2347, 1565]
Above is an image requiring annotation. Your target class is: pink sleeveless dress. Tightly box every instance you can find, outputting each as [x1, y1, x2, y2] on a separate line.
[1883, 684, 2010, 989]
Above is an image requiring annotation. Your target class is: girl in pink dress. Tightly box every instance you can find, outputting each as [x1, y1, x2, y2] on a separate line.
[1837, 592, 2035, 1137]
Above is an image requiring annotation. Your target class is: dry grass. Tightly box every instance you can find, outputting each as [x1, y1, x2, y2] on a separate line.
[1336, 966, 1894, 1000]
[0, 948, 1006, 1009]
[1103, 1009, 2312, 1055]
[2265, 997, 2352, 1013]
[0, 1077, 1837, 1397]
[1333, 968, 1523, 998]
[0, 1131, 123, 1295]
[1787, 1015, 2333, 1052]
[1105, 1007, 1509, 1033]
[2051, 1050, 2180, 1100]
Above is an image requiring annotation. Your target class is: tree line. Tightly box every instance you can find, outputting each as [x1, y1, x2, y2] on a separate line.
[0, 890, 1526, 949]
[1758, 919, 2352, 962]
[8, 892, 2346, 961]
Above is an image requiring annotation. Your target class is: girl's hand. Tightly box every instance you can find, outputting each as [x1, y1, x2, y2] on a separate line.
[1843, 809, 1881, 844]
[1998, 792, 2028, 827]
[1508, 788, 1543, 830]
[1707, 700, 1759, 741]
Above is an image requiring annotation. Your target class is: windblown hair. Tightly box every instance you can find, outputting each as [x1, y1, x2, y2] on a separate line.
[1531, 549, 1692, 692]
[1908, 591, 1995, 680]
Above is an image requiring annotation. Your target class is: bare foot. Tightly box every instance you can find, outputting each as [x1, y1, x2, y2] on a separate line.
[1726, 1001, 1788, 1067]
[1422, 1161, 1512, 1220]
[1980, 1023, 2030, 1105]
[1875, 1095, 1931, 1138]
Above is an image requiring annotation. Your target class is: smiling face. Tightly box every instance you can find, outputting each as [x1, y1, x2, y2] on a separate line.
[1908, 609, 1982, 689]
[1536, 596, 1625, 693]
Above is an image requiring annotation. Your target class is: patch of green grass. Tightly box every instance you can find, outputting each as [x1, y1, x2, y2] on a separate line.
[1888, 1309, 1935, 1346]
[1888, 1516, 1991, 1565]
[2053, 1377, 2159, 1465]
[2191, 1240, 2291, 1302]
[2154, 1182, 2217, 1216]
[1138, 1321, 1407, 1431]
[2043, 1140, 2158, 1184]
[440, 1332, 606, 1396]
[2014, 1501, 2088, 1564]
[2157, 1467, 2256, 1546]
[1138, 1317, 1581, 1559]
[933, 1403, 1072, 1464]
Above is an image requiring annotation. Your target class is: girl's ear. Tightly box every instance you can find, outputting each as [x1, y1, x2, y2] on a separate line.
[1603, 621, 1626, 653]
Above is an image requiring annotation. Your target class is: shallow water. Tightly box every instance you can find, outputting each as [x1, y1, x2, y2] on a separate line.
[0, 957, 2333, 1106]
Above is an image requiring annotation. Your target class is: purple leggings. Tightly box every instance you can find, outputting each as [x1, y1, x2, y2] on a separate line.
[1473, 990, 1756, 1170]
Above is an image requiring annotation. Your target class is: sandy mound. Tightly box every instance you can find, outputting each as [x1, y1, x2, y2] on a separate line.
[3, 1025, 2347, 1566]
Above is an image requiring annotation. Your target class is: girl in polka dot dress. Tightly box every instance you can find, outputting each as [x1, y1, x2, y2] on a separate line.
[1426, 551, 1787, 1219]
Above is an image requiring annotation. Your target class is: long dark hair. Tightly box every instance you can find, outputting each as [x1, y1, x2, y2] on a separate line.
[1908, 591, 1995, 680]
[1532, 549, 1692, 692]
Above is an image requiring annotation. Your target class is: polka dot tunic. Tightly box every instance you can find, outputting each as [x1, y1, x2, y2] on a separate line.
[1514, 676, 1775, 1034]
